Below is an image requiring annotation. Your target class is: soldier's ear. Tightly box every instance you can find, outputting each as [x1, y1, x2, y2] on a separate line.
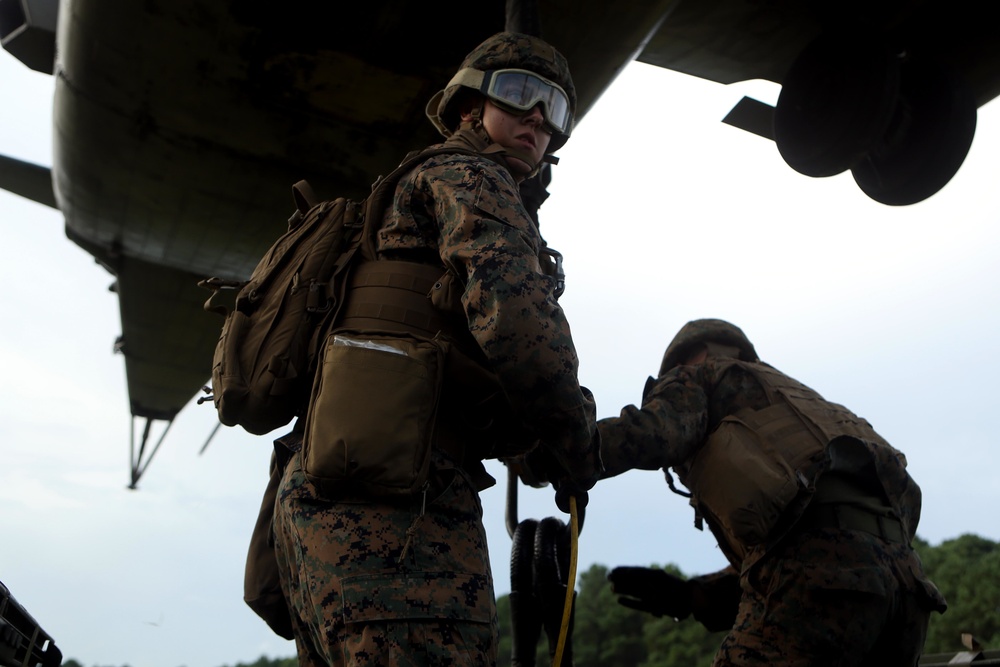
[457, 91, 484, 123]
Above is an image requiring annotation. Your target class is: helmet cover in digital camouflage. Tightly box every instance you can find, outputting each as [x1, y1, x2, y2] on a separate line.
[426, 31, 577, 151]
[659, 319, 759, 376]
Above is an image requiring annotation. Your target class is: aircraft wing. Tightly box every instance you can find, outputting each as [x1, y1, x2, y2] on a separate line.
[636, 0, 1000, 104]
[2, 0, 998, 484]
[635, 0, 1000, 203]
[2, 0, 682, 484]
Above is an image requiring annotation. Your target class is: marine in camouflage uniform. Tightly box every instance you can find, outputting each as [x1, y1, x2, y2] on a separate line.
[602, 319, 946, 667]
[272, 32, 601, 667]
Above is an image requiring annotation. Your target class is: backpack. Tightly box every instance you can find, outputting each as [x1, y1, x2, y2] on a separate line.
[200, 146, 471, 435]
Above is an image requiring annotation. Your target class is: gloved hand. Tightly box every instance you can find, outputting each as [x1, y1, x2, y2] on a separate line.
[607, 566, 693, 620]
[517, 443, 558, 486]
[520, 443, 598, 514]
[538, 430, 603, 491]
[503, 446, 550, 489]
[523, 386, 603, 485]
[553, 481, 588, 514]
[565, 387, 603, 491]
[689, 568, 741, 632]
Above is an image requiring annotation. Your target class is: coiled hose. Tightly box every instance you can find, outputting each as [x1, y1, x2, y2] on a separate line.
[507, 469, 582, 667]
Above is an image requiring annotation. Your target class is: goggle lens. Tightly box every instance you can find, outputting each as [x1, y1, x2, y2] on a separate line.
[484, 69, 572, 134]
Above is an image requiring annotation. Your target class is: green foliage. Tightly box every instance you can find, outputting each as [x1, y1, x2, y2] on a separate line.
[916, 534, 1000, 653]
[60, 656, 297, 667]
[498, 563, 722, 667]
[573, 564, 647, 667]
[497, 592, 513, 665]
[220, 656, 298, 667]
[640, 613, 725, 667]
[495, 534, 1000, 667]
[61, 536, 1000, 667]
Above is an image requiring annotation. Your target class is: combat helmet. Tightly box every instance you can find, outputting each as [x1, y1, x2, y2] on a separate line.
[426, 32, 577, 153]
[659, 319, 759, 376]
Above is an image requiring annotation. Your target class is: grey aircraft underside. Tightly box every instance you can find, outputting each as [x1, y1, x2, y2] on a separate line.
[1, 0, 997, 486]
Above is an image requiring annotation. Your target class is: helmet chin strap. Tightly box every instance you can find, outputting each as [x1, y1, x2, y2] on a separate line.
[459, 116, 542, 179]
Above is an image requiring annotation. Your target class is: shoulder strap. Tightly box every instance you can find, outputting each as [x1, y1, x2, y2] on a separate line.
[360, 147, 481, 260]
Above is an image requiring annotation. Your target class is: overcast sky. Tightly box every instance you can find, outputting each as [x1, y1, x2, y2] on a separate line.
[2, 44, 998, 667]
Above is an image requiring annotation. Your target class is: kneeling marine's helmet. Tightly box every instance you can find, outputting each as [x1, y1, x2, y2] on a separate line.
[660, 319, 759, 376]
[426, 32, 577, 152]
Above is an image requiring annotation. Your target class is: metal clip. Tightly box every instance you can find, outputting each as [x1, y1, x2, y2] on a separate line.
[539, 246, 565, 299]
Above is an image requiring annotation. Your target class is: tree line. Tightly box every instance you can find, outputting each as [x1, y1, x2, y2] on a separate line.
[495, 533, 1000, 667]
[60, 533, 1000, 667]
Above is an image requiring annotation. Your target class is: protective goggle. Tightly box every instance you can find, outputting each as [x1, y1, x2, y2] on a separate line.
[449, 67, 573, 135]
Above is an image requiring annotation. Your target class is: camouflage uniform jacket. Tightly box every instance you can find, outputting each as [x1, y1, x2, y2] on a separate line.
[376, 128, 596, 475]
[598, 357, 926, 575]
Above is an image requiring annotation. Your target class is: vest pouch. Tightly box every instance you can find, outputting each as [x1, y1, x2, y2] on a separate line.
[303, 331, 447, 497]
[687, 403, 818, 548]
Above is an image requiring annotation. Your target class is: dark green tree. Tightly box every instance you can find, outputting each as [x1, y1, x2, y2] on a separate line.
[916, 534, 1000, 653]
[573, 564, 647, 667]
[220, 655, 297, 667]
[640, 612, 724, 667]
[498, 563, 725, 667]
[209, 534, 1000, 667]
[497, 592, 513, 666]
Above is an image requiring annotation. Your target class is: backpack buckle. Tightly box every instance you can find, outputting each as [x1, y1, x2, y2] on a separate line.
[539, 246, 565, 299]
[306, 280, 333, 313]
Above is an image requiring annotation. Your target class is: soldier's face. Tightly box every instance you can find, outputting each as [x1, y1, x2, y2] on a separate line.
[479, 100, 552, 176]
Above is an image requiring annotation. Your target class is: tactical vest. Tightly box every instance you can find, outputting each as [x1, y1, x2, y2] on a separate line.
[327, 134, 564, 465]
[675, 358, 911, 568]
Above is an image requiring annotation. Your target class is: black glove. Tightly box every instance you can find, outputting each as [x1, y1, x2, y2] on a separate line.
[527, 433, 602, 492]
[607, 566, 693, 620]
[689, 569, 742, 632]
[517, 443, 558, 487]
[503, 446, 550, 489]
[553, 481, 588, 515]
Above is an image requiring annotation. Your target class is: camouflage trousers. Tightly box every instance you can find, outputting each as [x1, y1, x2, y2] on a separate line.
[714, 527, 942, 667]
[272, 450, 498, 667]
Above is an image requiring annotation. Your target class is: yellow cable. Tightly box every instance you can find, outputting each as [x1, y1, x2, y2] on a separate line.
[551, 495, 579, 667]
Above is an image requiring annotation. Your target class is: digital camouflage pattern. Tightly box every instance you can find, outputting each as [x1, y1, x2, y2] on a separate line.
[378, 128, 597, 482]
[274, 452, 497, 667]
[715, 528, 938, 667]
[600, 355, 927, 564]
[658, 318, 759, 376]
[428, 31, 576, 149]
[598, 319, 945, 665]
[273, 123, 598, 663]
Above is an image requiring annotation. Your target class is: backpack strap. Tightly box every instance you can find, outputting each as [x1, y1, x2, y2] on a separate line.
[305, 198, 363, 314]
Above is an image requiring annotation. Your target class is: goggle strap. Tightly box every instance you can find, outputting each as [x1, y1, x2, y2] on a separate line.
[447, 68, 487, 92]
